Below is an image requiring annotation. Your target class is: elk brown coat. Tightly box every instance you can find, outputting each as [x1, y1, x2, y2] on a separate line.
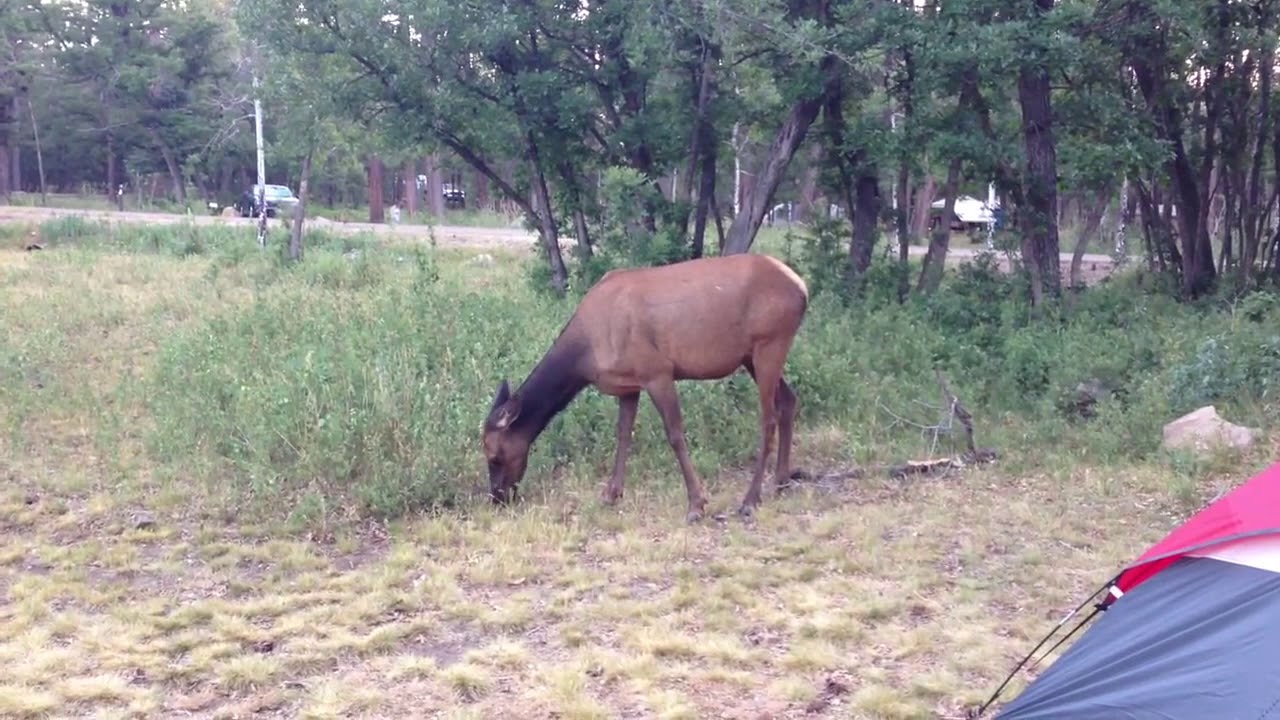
[483, 252, 809, 522]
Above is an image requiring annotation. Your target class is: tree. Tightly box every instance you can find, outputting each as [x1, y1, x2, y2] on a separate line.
[0, 0, 37, 200]
[1013, 0, 1063, 305]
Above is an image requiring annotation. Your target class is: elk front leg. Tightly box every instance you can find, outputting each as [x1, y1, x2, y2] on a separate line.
[603, 392, 640, 506]
[645, 378, 709, 523]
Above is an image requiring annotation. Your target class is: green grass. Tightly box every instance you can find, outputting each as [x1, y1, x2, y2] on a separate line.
[0, 216, 1275, 718]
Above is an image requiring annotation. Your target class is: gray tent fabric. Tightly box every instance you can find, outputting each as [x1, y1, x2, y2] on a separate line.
[997, 556, 1280, 719]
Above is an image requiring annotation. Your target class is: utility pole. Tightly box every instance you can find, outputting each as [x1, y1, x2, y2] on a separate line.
[890, 111, 898, 249]
[253, 71, 268, 249]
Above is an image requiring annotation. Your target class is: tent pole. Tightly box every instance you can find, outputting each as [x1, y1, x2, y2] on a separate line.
[970, 577, 1116, 718]
[1026, 606, 1101, 673]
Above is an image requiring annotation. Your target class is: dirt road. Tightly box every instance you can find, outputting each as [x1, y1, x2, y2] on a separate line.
[0, 204, 1120, 278]
[0, 204, 539, 250]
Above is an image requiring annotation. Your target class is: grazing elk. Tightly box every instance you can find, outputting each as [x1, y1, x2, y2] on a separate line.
[482, 253, 809, 522]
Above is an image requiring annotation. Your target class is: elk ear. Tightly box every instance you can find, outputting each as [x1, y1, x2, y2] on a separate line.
[492, 395, 522, 430]
[491, 379, 511, 412]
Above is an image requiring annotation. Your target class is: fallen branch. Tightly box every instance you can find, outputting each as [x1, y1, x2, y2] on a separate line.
[783, 466, 866, 490]
[887, 448, 999, 479]
[787, 370, 997, 490]
[785, 448, 999, 489]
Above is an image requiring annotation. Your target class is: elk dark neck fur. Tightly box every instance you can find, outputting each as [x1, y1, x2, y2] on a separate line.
[511, 330, 590, 443]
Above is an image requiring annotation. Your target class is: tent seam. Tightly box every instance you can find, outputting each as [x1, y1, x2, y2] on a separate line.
[1120, 529, 1280, 581]
[1256, 693, 1280, 719]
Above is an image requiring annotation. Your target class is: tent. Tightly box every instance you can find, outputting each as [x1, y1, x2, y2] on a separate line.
[982, 460, 1280, 719]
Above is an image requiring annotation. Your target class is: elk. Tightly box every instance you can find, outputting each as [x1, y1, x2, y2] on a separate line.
[482, 252, 809, 523]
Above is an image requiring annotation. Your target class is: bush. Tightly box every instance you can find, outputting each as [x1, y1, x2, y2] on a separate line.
[50, 218, 1261, 522]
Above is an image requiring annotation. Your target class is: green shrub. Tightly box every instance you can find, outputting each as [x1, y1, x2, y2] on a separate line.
[19, 218, 1266, 523]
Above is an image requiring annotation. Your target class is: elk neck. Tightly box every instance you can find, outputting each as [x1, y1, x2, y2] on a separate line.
[510, 329, 591, 443]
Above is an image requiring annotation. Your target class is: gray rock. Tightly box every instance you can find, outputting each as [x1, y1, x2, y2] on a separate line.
[1162, 405, 1258, 455]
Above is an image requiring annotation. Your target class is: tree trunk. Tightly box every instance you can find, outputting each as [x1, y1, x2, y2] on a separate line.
[474, 169, 491, 212]
[710, 190, 727, 254]
[732, 121, 743, 216]
[289, 148, 313, 263]
[424, 154, 445, 217]
[1069, 187, 1111, 289]
[557, 160, 594, 260]
[1127, 16, 1216, 296]
[692, 133, 717, 259]
[723, 71, 829, 254]
[796, 143, 824, 224]
[368, 154, 385, 223]
[0, 93, 11, 200]
[849, 169, 881, 280]
[917, 155, 962, 294]
[402, 159, 418, 216]
[9, 96, 19, 194]
[217, 161, 232, 201]
[525, 135, 569, 296]
[821, 70, 881, 285]
[571, 206, 592, 261]
[678, 39, 717, 241]
[143, 128, 183, 205]
[28, 97, 47, 205]
[910, 175, 936, 239]
[896, 162, 911, 303]
[1016, 0, 1062, 304]
[1239, 49, 1273, 283]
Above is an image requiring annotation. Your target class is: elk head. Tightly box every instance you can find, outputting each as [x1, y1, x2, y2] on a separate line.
[482, 379, 529, 504]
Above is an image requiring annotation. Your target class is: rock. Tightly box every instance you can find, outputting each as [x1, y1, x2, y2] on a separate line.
[131, 511, 158, 531]
[1162, 405, 1258, 455]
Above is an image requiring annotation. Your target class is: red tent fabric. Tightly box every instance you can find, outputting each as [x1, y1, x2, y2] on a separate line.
[1109, 460, 1280, 601]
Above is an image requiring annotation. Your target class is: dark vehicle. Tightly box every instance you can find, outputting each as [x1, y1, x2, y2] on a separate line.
[442, 182, 466, 209]
[234, 184, 299, 218]
[416, 175, 467, 209]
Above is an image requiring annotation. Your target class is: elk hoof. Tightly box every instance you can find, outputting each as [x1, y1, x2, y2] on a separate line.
[738, 501, 759, 521]
[685, 508, 704, 524]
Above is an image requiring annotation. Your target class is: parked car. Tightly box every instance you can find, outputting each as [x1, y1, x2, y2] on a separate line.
[442, 182, 466, 209]
[929, 195, 1001, 233]
[416, 175, 467, 209]
[234, 184, 299, 218]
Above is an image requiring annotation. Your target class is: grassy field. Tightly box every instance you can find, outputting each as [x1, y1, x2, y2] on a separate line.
[0, 217, 1274, 719]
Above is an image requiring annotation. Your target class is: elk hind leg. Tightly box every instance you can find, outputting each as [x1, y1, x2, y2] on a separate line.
[603, 392, 640, 506]
[740, 346, 788, 518]
[773, 377, 797, 495]
[645, 377, 709, 523]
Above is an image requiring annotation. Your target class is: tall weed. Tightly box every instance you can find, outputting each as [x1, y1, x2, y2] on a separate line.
[11, 219, 1278, 522]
